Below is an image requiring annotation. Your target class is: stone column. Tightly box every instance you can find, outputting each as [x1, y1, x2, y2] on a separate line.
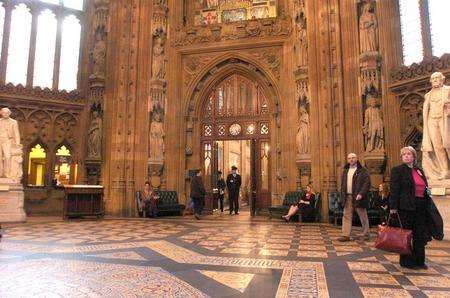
[293, 0, 311, 188]
[358, 0, 386, 186]
[148, 0, 168, 190]
[85, 0, 109, 185]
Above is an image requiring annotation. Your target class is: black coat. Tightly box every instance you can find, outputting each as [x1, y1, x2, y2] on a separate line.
[190, 176, 206, 199]
[389, 164, 427, 211]
[389, 163, 444, 241]
[427, 198, 444, 240]
[340, 161, 371, 208]
[226, 173, 241, 195]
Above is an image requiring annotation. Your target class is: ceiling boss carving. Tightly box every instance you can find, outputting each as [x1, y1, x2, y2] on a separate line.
[172, 13, 292, 47]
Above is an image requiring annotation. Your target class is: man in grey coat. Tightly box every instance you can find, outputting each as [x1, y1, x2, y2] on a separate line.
[338, 153, 371, 241]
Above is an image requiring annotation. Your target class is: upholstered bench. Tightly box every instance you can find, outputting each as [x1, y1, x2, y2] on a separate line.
[329, 191, 383, 226]
[155, 190, 185, 216]
[135, 190, 185, 217]
[268, 191, 304, 219]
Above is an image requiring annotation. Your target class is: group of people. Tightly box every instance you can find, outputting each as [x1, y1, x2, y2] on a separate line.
[189, 165, 242, 220]
[333, 149, 441, 270]
[280, 148, 442, 270]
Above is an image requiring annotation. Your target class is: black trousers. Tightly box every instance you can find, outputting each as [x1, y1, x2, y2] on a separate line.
[399, 198, 428, 267]
[229, 193, 239, 213]
[218, 194, 224, 212]
[192, 197, 204, 215]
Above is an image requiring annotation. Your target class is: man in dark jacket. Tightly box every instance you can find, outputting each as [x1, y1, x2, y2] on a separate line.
[226, 166, 242, 215]
[338, 153, 371, 242]
[190, 169, 206, 220]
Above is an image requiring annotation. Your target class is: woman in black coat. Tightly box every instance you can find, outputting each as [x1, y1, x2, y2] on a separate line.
[389, 146, 431, 269]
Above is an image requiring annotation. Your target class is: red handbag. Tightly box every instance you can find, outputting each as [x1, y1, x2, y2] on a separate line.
[375, 213, 412, 255]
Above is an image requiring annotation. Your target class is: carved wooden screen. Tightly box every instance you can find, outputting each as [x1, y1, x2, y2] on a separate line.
[201, 73, 270, 141]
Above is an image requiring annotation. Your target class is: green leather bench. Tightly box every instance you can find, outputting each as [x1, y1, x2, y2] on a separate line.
[135, 190, 185, 217]
[329, 191, 383, 226]
[268, 191, 304, 219]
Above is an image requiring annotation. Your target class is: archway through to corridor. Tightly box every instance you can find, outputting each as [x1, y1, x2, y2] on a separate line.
[200, 73, 272, 216]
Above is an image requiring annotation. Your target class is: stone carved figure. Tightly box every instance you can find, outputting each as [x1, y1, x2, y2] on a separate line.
[92, 38, 106, 77]
[363, 95, 384, 152]
[149, 110, 165, 162]
[294, 17, 308, 68]
[297, 105, 310, 156]
[421, 72, 450, 180]
[0, 107, 22, 182]
[152, 35, 166, 80]
[359, 2, 378, 53]
[87, 107, 102, 160]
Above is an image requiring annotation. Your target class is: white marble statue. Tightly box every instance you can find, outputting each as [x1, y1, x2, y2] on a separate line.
[0, 107, 23, 182]
[421, 72, 450, 180]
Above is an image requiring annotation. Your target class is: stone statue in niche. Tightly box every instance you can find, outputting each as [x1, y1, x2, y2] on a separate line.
[152, 35, 166, 80]
[0, 107, 23, 183]
[422, 72, 450, 180]
[363, 95, 384, 152]
[294, 17, 308, 68]
[359, 1, 378, 53]
[87, 105, 102, 160]
[92, 37, 106, 77]
[297, 105, 310, 156]
[149, 109, 165, 162]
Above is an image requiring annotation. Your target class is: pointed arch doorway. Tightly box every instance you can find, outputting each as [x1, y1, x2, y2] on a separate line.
[200, 73, 271, 216]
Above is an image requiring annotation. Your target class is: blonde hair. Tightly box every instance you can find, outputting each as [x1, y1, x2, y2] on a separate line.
[400, 146, 417, 161]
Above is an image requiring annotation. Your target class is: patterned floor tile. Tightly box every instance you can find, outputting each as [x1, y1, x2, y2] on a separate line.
[297, 251, 328, 258]
[360, 287, 412, 298]
[352, 272, 399, 285]
[348, 261, 387, 272]
[220, 248, 252, 254]
[406, 276, 450, 288]
[259, 249, 289, 256]
[197, 270, 254, 293]
[422, 290, 450, 298]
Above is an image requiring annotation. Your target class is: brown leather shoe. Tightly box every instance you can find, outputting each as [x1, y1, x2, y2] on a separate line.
[337, 236, 351, 242]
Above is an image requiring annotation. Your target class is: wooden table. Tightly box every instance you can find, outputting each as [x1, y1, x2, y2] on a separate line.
[63, 185, 104, 220]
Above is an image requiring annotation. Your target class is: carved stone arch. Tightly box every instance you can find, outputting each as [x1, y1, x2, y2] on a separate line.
[27, 110, 53, 145]
[54, 112, 78, 148]
[184, 54, 282, 120]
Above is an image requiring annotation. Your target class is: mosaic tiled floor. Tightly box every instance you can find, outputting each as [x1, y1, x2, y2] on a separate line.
[1, 215, 449, 297]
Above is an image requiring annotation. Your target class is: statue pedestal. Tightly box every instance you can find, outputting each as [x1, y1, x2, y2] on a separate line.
[362, 151, 386, 187]
[296, 154, 311, 188]
[428, 179, 450, 240]
[0, 178, 26, 223]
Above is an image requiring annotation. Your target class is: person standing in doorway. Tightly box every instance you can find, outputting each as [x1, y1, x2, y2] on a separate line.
[226, 166, 242, 215]
[190, 169, 206, 220]
[217, 171, 226, 214]
[338, 153, 371, 242]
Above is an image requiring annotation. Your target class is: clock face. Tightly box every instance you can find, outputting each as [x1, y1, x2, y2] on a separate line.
[229, 123, 242, 136]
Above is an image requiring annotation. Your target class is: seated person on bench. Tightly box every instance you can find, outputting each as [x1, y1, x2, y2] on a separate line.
[282, 184, 316, 222]
[142, 181, 159, 218]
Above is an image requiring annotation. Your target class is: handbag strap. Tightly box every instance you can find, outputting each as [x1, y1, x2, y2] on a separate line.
[387, 212, 403, 229]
